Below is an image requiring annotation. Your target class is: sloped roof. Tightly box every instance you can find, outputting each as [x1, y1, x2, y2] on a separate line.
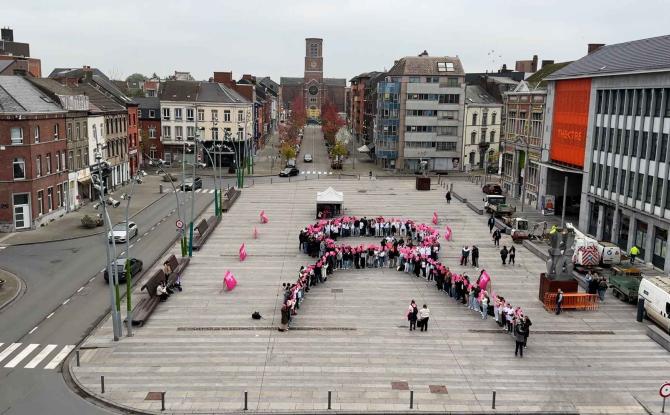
[27, 77, 79, 96]
[526, 62, 572, 88]
[0, 76, 65, 113]
[317, 187, 343, 203]
[465, 85, 501, 105]
[324, 78, 346, 86]
[387, 55, 464, 76]
[160, 80, 199, 102]
[198, 82, 249, 104]
[0, 60, 13, 73]
[280, 77, 304, 86]
[133, 96, 160, 110]
[76, 84, 126, 112]
[547, 35, 670, 80]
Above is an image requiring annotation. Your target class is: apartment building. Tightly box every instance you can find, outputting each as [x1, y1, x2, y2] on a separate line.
[462, 85, 502, 171]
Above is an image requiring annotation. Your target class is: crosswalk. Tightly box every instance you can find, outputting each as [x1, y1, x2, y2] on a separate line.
[301, 171, 334, 175]
[0, 342, 74, 370]
[173, 188, 216, 194]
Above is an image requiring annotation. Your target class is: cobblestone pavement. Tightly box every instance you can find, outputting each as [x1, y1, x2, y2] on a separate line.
[71, 179, 668, 414]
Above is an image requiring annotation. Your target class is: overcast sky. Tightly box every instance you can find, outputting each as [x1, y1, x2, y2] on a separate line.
[5, 0, 669, 82]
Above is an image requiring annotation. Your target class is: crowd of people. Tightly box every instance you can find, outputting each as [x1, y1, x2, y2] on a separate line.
[285, 214, 531, 357]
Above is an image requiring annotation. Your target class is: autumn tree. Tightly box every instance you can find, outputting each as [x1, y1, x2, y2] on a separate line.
[279, 142, 297, 163]
[321, 101, 344, 145]
[290, 95, 307, 129]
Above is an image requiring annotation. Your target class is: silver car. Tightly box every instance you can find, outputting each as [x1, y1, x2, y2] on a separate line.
[108, 221, 138, 244]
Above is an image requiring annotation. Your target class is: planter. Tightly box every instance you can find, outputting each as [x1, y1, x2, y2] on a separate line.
[415, 177, 431, 191]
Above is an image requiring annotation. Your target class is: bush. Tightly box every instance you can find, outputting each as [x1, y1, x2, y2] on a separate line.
[162, 173, 177, 182]
[81, 214, 103, 228]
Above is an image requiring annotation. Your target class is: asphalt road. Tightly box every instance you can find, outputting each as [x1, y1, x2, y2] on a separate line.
[0, 177, 220, 414]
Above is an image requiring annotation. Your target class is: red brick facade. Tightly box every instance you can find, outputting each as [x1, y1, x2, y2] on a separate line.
[0, 115, 68, 231]
[139, 119, 162, 161]
[127, 104, 139, 174]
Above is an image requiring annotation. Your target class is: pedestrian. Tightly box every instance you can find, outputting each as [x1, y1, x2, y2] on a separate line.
[555, 289, 564, 315]
[418, 304, 430, 332]
[514, 318, 526, 357]
[508, 246, 516, 265]
[522, 315, 532, 347]
[597, 276, 608, 302]
[586, 271, 596, 294]
[369, 170, 373, 180]
[629, 245, 640, 264]
[500, 246, 508, 265]
[492, 229, 501, 246]
[407, 300, 418, 331]
[471, 245, 479, 268]
[488, 216, 495, 233]
[445, 191, 452, 204]
[460, 245, 471, 266]
[481, 294, 489, 320]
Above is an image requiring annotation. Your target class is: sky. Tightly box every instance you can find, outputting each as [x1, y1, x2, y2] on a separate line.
[4, 0, 670, 82]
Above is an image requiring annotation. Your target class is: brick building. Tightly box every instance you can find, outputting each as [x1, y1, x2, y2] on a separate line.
[280, 38, 346, 118]
[0, 76, 68, 231]
[349, 71, 384, 146]
[134, 97, 162, 162]
[0, 28, 42, 77]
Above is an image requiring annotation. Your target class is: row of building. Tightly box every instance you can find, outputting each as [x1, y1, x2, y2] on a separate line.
[0, 28, 280, 232]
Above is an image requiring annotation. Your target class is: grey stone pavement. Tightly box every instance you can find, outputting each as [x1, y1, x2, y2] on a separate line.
[70, 178, 669, 414]
[0, 174, 173, 246]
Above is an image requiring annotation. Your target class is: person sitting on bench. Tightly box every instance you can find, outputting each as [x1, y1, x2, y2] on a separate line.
[162, 261, 182, 292]
[157, 281, 170, 301]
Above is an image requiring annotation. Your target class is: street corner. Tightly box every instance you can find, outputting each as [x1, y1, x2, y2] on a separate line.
[0, 268, 25, 311]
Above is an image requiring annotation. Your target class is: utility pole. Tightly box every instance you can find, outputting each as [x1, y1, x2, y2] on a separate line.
[188, 135, 198, 257]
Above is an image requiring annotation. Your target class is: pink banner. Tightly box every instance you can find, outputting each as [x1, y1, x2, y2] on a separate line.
[479, 270, 491, 290]
[223, 271, 237, 291]
[432, 211, 438, 225]
[253, 227, 258, 239]
[239, 243, 247, 261]
[260, 211, 269, 224]
[444, 225, 452, 241]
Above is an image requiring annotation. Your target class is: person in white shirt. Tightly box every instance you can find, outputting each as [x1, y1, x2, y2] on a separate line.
[418, 304, 430, 331]
[156, 282, 169, 301]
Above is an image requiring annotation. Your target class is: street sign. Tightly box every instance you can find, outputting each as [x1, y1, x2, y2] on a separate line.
[176, 219, 184, 229]
[661, 383, 670, 398]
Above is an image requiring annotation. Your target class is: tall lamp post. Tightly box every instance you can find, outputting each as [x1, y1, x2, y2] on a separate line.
[187, 129, 201, 257]
[145, 154, 185, 253]
[519, 136, 530, 213]
[197, 137, 222, 219]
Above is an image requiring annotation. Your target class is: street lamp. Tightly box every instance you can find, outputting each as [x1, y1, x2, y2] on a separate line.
[187, 129, 202, 257]
[227, 129, 243, 188]
[197, 137, 222, 219]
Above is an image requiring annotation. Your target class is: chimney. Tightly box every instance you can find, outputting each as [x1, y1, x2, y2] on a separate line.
[588, 43, 605, 54]
[531, 55, 538, 72]
[213, 71, 234, 87]
[1, 28, 14, 42]
[541, 60, 554, 69]
[242, 74, 255, 83]
[82, 65, 93, 82]
[418, 50, 429, 57]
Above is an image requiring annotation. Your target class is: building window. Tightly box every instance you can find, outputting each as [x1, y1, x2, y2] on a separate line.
[661, 133, 668, 162]
[212, 128, 219, 140]
[471, 131, 476, 144]
[490, 130, 495, 143]
[175, 126, 183, 140]
[162, 108, 171, 120]
[636, 173, 644, 201]
[627, 171, 635, 197]
[36, 156, 42, 177]
[187, 126, 195, 140]
[612, 168, 618, 193]
[619, 169, 626, 194]
[32, 126, 40, 143]
[238, 111, 244, 122]
[37, 190, 44, 216]
[438, 110, 458, 120]
[425, 77, 439, 83]
[439, 94, 460, 104]
[174, 108, 182, 120]
[213, 110, 220, 122]
[162, 126, 171, 138]
[491, 113, 497, 124]
[655, 178, 663, 206]
[10, 127, 23, 144]
[436, 141, 457, 151]
[56, 151, 60, 171]
[437, 62, 455, 72]
[472, 113, 478, 125]
[310, 43, 318, 57]
[67, 151, 73, 170]
[67, 123, 73, 140]
[645, 175, 653, 203]
[409, 77, 421, 83]
[76, 150, 81, 169]
[237, 127, 244, 140]
[186, 108, 194, 121]
[46, 187, 53, 212]
[197, 109, 204, 121]
[13, 158, 25, 180]
[446, 77, 459, 87]
[54, 124, 59, 140]
[149, 127, 156, 138]
[437, 126, 458, 136]
[148, 110, 155, 118]
[83, 149, 88, 167]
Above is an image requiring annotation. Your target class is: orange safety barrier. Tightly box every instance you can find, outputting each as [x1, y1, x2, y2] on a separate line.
[543, 292, 599, 312]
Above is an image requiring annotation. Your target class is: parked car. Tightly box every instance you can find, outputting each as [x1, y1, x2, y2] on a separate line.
[286, 159, 297, 168]
[108, 221, 138, 244]
[180, 177, 203, 191]
[104, 258, 143, 284]
[482, 183, 503, 195]
[303, 153, 313, 162]
[279, 167, 300, 177]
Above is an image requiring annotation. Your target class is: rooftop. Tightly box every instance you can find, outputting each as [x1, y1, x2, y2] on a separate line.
[387, 53, 464, 76]
[547, 34, 670, 80]
[0, 76, 65, 113]
[159, 80, 250, 104]
[526, 61, 572, 87]
[465, 85, 501, 105]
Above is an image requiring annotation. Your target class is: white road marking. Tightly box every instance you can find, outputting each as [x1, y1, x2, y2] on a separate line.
[62, 299, 70, 305]
[44, 345, 75, 370]
[0, 246, 6, 250]
[0, 343, 22, 363]
[100, 267, 106, 273]
[136, 238, 142, 242]
[329, 172, 333, 175]
[209, 189, 215, 193]
[77, 287, 84, 293]
[151, 226, 156, 231]
[5, 344, 39, 368]
[89, 277, 95, 282]
[28, 326, 38, 334]
[129, 244, 134, 249]
[46, 312, 55, 319]
[142, 232, 148, 237]
[25, 344, 57, 369]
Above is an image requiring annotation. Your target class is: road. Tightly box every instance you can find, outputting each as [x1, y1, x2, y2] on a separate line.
[0, 176, 222, 414]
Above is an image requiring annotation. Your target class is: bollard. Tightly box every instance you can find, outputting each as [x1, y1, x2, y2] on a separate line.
[492, 390, 496, 409]
[409, 390, 414, 409]
[244, 390, 248, 411]
[76, 350, 80, 367]
[159, 184, 163, 194]
[289, 176, 291, 183]
[161, 391, 165, 411]
[271, 178, 273, 184]
[100, 375, 105, 393]
[636, 298, 645, 322]
[328, 390, 332, 410]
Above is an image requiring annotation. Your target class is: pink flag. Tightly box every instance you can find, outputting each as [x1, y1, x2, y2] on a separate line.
[444, 225, 453, 241]
[223, 271, 237, 291]
[239, 243, 247, 261]
[260, 211, 269, 224]
[432, 211, 438, 225]
[479, 270, 491, 290]
[253, 227, 258, 239]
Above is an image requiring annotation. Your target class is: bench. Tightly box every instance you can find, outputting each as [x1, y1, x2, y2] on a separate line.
[221, 188, 241, 212]
[543, 292, 599, 312]
[164, 254, 189, 286]
[192, 215, 220, 250]
[130, 269, 165, 326]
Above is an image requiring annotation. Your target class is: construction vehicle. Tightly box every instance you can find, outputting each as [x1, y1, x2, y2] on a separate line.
[529, 221, 548, 241]
[609, 266, 643, 303]
[566, 223, 622, 268]
[483, 195, 516, 217]
[502, 217, 529, 242]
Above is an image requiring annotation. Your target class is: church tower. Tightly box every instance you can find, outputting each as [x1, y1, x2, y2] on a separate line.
[304, 38, 323, 119]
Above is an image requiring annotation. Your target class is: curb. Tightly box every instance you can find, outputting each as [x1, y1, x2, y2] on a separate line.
[4, 190, 172, 247]
[0, 269, 25, 312]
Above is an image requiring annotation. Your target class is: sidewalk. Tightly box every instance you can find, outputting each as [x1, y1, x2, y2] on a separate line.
[1, 174, 171, 246]
[0, 269, 22, 311]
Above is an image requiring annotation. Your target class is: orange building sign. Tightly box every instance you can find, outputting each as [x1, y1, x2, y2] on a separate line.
[550, 78, 591, 168]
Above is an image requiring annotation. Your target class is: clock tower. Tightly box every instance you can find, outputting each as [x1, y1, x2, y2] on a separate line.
[304, 38, 323, 118]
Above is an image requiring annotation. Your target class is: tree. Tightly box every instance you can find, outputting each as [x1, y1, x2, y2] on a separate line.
[330, 141, 348, 159]
[290, 96, 307, 129]
[321, 101, 344, 145]
[126, 73, 148, 83]
[279, 143, 296, 163]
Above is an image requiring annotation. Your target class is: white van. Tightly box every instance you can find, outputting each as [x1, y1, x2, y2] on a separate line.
[638, 276, 670, 333]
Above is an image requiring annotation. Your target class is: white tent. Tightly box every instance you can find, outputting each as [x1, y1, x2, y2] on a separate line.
[316, 187, 343, 218]
[357, 144, 370, 153]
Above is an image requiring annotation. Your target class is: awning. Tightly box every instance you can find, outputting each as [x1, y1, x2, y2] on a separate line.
[535, 161, 585, 175]
[317, 187, 344, 203]
[357, 145, 369, 153]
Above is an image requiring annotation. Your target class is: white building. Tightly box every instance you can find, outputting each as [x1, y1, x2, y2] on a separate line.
[462, 85, 502, 171]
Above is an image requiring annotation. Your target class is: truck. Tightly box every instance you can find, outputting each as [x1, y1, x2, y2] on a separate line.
[638, 276, 670, 334]
[609, 266, 643, 303]
[483, 195, 516, 217]
[565, 223, 622, 267]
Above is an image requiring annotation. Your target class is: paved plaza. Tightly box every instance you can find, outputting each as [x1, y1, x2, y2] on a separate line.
[71, 178, 670, 414]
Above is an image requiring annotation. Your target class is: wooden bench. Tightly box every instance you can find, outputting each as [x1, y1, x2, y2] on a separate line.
[130, 269, 165, 326]
[543, 292, 599, 312]
[165, 254, 189, 286]
[221, 188, 241, 212]
[192, 215, 220, 250]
